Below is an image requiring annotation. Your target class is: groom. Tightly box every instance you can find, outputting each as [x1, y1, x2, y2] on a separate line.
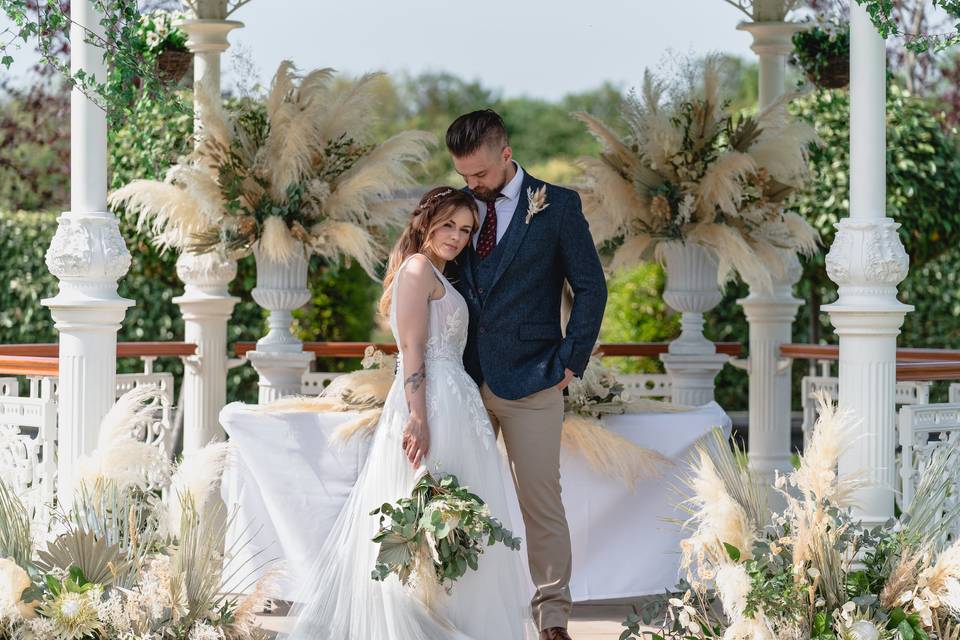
[446, 110, 607, 640]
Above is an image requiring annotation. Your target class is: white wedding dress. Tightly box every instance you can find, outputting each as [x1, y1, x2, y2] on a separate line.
[282, 254, 537, 640]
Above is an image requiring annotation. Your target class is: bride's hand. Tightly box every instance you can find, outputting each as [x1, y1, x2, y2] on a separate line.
[402, 414, 430, 468]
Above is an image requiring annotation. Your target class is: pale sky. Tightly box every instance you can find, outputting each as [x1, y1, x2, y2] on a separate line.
[2, 0, 758, 100]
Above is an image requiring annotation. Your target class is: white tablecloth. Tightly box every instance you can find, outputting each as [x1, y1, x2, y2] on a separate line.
[220, 401, 731, 601]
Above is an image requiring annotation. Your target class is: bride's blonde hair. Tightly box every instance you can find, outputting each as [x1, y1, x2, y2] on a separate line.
[378, 187, 479, 317]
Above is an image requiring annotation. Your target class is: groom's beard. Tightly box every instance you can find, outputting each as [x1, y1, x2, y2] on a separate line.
[470, 174, 509, 202]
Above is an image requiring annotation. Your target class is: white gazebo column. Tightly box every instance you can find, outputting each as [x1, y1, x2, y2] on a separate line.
[736, 21, 806, 490]
[42, 0, 133, 499]
[173, 254, 239, 449]
[173, 18, 242, 451]
[178, 18, 242, 129]
[823, 2, 911, 525]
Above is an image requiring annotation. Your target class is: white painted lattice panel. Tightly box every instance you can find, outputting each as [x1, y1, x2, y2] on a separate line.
[0, 395, 58, 529]
[899, 402, 960, 542]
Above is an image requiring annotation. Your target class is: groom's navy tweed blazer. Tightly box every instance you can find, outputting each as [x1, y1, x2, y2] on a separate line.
[453, 170, 607, 401]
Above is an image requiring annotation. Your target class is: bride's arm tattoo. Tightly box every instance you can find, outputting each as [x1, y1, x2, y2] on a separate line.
[404, 362, 426, 394]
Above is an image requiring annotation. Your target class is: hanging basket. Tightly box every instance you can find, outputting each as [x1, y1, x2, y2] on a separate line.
[806, 53, 849, 90]
[156, 49, 193, 85]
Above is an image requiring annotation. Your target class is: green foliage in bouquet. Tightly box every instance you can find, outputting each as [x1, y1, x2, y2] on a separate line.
[621, 394, 960, 640]
[370, 472, 521, 593]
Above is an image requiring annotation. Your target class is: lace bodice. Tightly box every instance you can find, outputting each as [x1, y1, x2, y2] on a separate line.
[389, 255, 468, 364]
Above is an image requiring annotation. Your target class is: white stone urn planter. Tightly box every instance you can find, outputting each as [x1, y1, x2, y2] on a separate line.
[657, 241, 730, 406]
[246, 244, 315, 403]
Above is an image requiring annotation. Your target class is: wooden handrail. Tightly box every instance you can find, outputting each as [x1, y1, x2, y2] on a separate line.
[231, 341, 745, 359]
[0, 356, 59, 376]
[781, 344, 960, 362]
[0, 342, 197, 358]
[595, 342, 743, 357]
[896, 361, 960, 381]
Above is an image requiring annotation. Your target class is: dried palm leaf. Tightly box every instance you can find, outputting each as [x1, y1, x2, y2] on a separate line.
[36, 528, 130, 587]
[0, 479, 32, 568]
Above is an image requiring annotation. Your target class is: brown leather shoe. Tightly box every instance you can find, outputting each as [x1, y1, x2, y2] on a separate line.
[540, 628, 573, 640]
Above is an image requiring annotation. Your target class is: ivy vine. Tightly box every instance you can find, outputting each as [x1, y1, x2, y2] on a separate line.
[853, 0, 960, 51]
[0, 0, 187, 124]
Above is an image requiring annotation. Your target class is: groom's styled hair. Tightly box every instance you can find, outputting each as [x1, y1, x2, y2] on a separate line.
[445, 109, 509, 157]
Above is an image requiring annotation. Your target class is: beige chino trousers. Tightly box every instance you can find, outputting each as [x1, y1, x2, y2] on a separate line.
[480, 382, 572, 631]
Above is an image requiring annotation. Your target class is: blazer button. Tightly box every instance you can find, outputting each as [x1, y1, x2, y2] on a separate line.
[479, 326, 487, 334]
[478, 287, 485, 294]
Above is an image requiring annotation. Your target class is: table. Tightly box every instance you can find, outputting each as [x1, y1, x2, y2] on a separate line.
[220, 401, 731, 601]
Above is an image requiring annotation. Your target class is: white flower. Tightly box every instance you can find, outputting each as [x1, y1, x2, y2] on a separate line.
[0, 557, 35, 620]
[848, 620, 880, 640]
[145, 31, 162, 49]
[189, 621, 226, 640]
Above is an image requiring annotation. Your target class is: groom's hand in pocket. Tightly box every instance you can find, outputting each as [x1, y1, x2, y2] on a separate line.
[402, 414, 430, 468]
[556, 368, 575, 391]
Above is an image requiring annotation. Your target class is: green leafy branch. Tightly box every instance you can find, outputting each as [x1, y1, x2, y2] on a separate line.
[853, 0, 960, 52]
[0, 0, 188, 124]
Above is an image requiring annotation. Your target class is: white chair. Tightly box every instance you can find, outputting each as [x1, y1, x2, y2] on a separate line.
[619, 373, 672, 402]
[898, 402, 960, 541]
[801, 375, 931, 446]
[948, 383, 960, 404]
[301, 372, 344, 396]
[0, 377, 18, 397]
[25, 372, 176, 458]
[0, 393, 58, 527]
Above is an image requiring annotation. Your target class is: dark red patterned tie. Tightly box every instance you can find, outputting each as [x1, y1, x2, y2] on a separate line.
[475, 196, 501, 259]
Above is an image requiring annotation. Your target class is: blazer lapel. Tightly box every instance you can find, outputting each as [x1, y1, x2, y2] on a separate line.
[460, 245, 479, 297]
[487, 172, 537, 294]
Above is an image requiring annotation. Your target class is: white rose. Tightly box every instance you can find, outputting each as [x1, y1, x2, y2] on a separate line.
[0, 557, 35, 619]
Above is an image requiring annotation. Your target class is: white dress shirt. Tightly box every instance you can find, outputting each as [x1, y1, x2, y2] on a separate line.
[472, 161, 525, 250]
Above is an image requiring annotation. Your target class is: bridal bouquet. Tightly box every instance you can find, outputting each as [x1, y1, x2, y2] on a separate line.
[111, 61, 432, 276]
[575, 56, 820, 290]
[0, 388, 272, 640]
[370, 472, 521, 599]
[622, 394, 960, 640]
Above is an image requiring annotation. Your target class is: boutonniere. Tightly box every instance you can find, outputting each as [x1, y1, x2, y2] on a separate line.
[525, 185, 549, 224]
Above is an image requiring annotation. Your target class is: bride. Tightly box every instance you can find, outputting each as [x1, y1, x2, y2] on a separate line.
[281, 187, 537, 639]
